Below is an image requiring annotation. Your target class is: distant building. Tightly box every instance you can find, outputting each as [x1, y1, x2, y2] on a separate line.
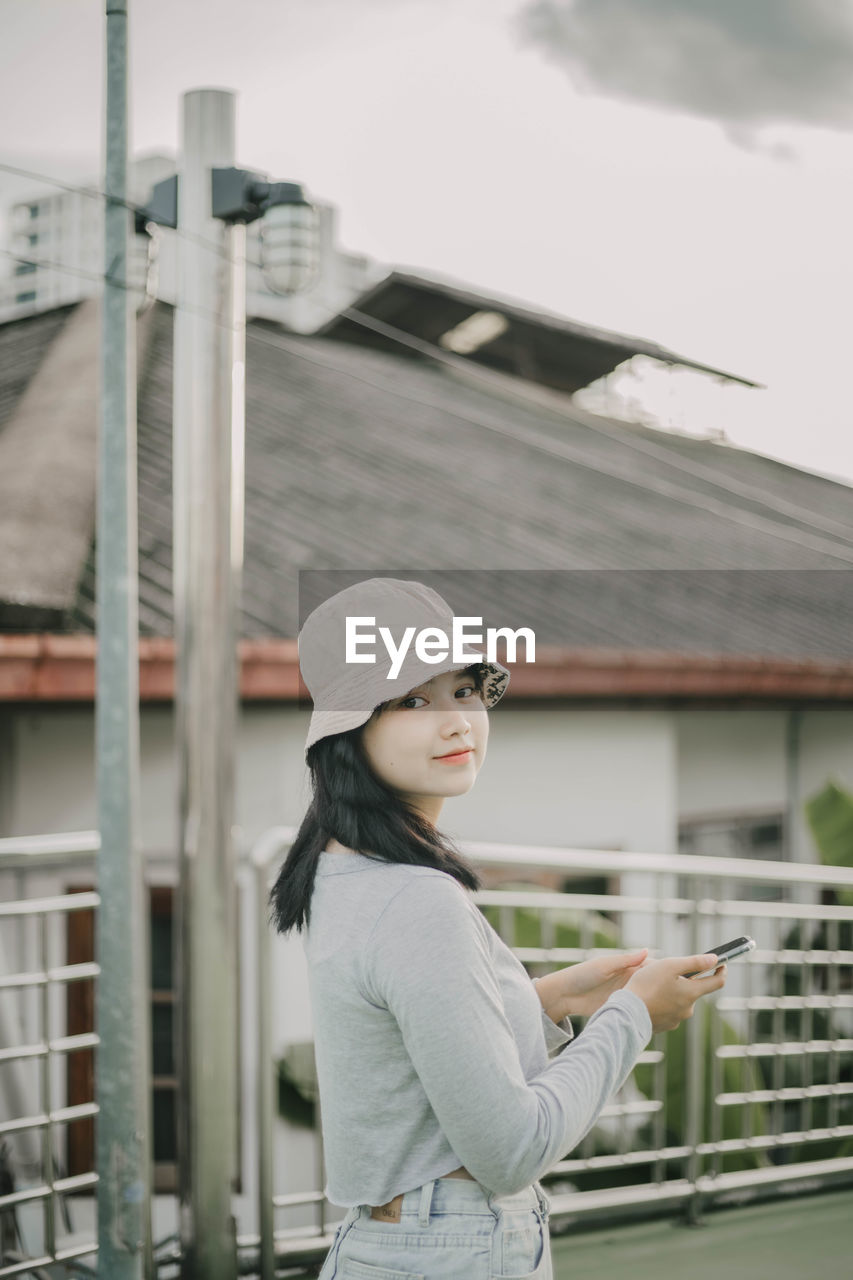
[0, 151, 385, 330]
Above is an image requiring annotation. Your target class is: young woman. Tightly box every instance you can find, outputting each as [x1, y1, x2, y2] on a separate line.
[270, 577, 726, 1280]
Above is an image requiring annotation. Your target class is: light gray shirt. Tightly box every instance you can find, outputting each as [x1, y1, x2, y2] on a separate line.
[304, 851, 653, 1207]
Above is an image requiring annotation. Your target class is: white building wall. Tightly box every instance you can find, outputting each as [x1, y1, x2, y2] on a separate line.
[7, 704, 681, 868]
[0, 157, 176, 319]
[676, 706, 853, 860]
[797, 707, 853, 845]
[674, 706, 853, 1044]
[6, 702, 678, 1025]
[677, 709, 789, 820]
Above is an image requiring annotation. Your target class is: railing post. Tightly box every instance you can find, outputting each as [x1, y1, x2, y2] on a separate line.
[248, 827, 296, 1280]
[255, 851, 275, 1280]
[684, 886, 707, 1225]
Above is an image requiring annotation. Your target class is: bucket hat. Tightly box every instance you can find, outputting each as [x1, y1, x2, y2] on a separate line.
[299, 577, 510, 753]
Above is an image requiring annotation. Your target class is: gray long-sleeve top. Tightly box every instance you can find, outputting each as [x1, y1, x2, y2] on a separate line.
[304, 850, 652, 1207]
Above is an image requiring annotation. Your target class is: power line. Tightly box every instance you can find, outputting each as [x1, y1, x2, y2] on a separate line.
[0, 159, 266, 268]
[3, 189, 852, 558]
[1, 246, 133, 291]
[338, 307, 853, 545]
[0, 247, 236, 331]
[247, 322, 853, 566]
[0, 160, 138, 213]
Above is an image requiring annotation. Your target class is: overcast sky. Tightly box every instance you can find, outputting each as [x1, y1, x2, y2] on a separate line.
[2, 0, 852, 484]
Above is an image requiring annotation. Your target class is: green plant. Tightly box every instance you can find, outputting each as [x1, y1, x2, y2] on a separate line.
[478, 884, 622, 953]
[750, 779, 853, 1163]
[275, 1041, 318, 1129]
[633, 1002, 769, 1175]
[805, 779, 853, 903]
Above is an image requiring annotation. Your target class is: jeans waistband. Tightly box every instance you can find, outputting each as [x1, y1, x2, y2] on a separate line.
[359, 1176, 551, 1226]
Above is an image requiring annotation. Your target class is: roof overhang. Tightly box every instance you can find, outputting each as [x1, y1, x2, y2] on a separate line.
[320, 271, 761, 395]
[3, 636, 852, 703]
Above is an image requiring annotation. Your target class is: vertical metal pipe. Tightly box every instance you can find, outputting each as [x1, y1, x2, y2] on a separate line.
[826, 918, 840, 1129]
[784, 708, 802, 861]
[173, 88, 240, 1280]
[96, 3, 153, 1276]
[742, 911, 754, 1146]
[255, 856, 274, 1280]
[40, 911, 56, 1258]
[651, 872, 665, 1187]
[229, 222, 246, 581]
[684, 887, 706, 1223]
[708, 916, 723, 1181]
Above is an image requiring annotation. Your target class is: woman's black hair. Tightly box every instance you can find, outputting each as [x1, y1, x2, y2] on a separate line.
[268, 664, 488, 936]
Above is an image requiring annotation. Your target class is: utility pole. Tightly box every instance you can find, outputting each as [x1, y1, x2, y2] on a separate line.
[96, 2, 153, 1278]
[173, 89, 241, 1280]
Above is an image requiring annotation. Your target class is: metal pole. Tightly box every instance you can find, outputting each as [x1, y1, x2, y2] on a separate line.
[255, 854, 275, 1280]
[785, 707, 804, 886]
[249, 828, 294, 1280]
[96, 3, 153, 1277]
[173, 88, 241, 1280]
[684, 887, 706, 1225]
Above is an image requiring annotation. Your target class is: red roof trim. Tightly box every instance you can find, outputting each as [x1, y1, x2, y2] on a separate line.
[2, 635, 853, 702]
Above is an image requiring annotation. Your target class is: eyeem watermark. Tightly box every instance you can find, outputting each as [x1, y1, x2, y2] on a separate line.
[346, 616, 535, 679]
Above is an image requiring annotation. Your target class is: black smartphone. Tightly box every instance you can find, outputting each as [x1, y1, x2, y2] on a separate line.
[686, 935, 756, 978]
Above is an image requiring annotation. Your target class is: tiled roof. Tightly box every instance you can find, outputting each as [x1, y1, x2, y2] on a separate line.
[0, 300, 100, 628]
[0, 303, 76, 435]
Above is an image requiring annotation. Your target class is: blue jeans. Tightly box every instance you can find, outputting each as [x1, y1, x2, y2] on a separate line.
[318, 1174, 553, 1279]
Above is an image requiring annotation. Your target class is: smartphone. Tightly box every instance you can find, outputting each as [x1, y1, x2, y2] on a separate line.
[686, 935, 756, 978]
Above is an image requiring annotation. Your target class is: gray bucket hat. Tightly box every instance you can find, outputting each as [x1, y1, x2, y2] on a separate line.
[299, 577, 510, 753]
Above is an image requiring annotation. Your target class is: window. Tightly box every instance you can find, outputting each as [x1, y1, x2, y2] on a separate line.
[678, 811, 786, 901]
[14, 261, 36, 276]
[15, 291, 36, 304]
[28, 203, 39, 219]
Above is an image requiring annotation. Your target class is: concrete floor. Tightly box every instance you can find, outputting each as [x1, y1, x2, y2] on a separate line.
[552, 1187, 852, 1280]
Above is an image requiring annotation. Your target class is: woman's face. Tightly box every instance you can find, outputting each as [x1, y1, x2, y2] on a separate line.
[360, 667, 489, 823]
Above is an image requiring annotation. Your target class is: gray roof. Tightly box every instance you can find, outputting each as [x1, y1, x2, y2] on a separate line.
[0, 303, 76, 435]
[2, 298, 853, 662]
[0, 299, 100, 629]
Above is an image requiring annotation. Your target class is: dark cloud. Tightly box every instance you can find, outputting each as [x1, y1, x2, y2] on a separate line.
[515, 0, 853, 132]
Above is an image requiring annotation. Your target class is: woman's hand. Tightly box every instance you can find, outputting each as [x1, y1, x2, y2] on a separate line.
[625, 954, 727, 1032]
[536, 949, 650, 1021]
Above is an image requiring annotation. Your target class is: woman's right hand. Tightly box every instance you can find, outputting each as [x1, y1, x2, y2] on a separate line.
[625, 954, 727, 1032]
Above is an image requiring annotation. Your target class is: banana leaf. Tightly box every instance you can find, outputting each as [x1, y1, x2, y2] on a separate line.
[804, 779, 853, 906]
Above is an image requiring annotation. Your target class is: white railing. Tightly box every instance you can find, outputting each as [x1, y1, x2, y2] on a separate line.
[0, 832, 100, 1280]
[3, 830, 852, 1279]
[249, 831, 853, 1277]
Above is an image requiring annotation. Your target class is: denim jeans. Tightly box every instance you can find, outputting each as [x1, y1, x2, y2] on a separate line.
[317, 1174, 553, 1279]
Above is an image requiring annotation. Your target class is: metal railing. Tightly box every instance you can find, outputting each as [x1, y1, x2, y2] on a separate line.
[0, 832, 101, 1279]
[3, 829, 851, 1278]
[250, 830, 853, 1276]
